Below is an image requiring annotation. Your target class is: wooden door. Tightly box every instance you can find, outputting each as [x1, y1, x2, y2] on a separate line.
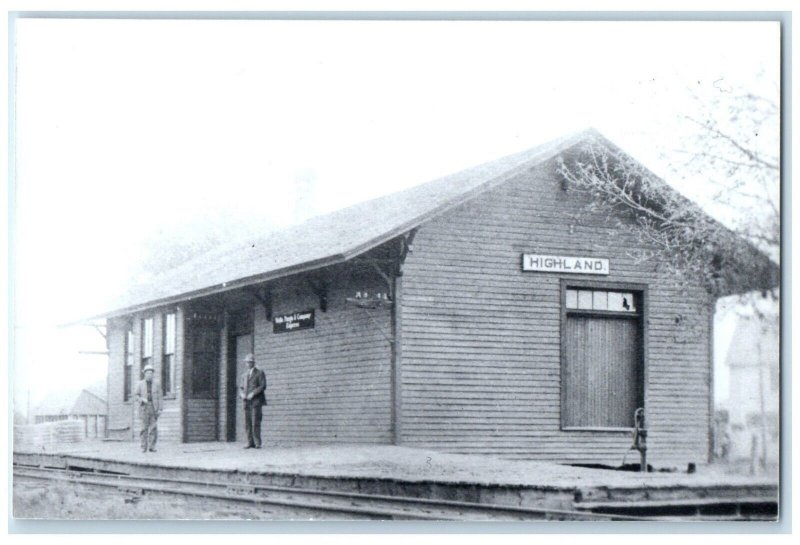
[564, 315, 642, 428]
[233, 333, 253, 442]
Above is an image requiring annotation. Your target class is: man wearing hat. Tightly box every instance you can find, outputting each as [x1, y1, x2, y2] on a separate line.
[239, 353, 267, 449]
[134, 364, 163, 452]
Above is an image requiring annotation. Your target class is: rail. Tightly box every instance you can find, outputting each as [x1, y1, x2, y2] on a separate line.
[14, 463, 645, 521]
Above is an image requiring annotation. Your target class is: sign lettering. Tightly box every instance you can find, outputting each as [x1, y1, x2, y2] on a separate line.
[273, 309, 315, 333]
[522, 254, 609, 275]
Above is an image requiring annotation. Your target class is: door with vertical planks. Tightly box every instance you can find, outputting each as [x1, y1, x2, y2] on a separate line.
[563, 287, 644, 430]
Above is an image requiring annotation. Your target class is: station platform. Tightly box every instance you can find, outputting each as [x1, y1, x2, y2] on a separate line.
[14, 440, 779, 488]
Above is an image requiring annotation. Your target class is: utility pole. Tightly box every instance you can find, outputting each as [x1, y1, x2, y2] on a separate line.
[757, 328, 768, 472]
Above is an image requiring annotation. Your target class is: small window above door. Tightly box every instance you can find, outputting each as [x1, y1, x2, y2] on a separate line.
[566, 288, 638, 313]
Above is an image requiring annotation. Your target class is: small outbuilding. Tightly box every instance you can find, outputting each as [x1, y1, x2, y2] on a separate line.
[94, 130, 777, 468]
[724, 310, 780, 463]
[33, 383, 108, 439]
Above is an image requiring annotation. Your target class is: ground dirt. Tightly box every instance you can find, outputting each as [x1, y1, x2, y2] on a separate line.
[12, 479, 354, 521]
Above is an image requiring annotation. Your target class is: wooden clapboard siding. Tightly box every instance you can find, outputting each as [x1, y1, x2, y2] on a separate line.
[399, 157, 712, 467]
[105, 318, 130, 437]
[156, 401, 181, 442]
[185, 399, 217, 442]
[255, 270, 393, 446]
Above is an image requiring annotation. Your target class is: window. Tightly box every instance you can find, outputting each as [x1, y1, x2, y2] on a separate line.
[565, 289, 637, 313]
[124, 328, 134, 401]
[562, 284, 644, 430]
[162, 312, 176, 395]
[141, 317, 154, 379]
[191, 326, 219, 398]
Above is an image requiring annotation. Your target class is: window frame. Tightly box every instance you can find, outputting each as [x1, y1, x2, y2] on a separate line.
[124, 326, 134, 402]
[162, 311, 177, 397]
[190, 328, 219, 399]
[141, 317, 154, 380]
[559, 279, 648, 432]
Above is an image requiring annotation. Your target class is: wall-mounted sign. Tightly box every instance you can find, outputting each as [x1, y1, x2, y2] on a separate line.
[522, 254, 609, 275]
[273, 309, 315, 333]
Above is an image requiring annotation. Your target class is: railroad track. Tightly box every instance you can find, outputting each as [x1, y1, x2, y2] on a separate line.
[14, 463, 643, 521]
[572, 496, 778, 521]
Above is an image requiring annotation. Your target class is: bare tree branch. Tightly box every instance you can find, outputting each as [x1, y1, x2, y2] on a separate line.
[558, 135, 777, 298]
[684, 116, 780, 171]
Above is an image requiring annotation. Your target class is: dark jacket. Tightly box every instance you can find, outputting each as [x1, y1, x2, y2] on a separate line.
[241, 367, 267, 406]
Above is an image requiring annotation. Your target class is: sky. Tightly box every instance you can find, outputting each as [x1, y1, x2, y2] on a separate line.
[10, 18, 780, 412]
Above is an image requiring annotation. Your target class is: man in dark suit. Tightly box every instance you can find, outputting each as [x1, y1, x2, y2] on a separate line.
[239, 353, 267, 449]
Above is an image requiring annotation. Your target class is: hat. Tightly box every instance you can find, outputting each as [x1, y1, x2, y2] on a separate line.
[142, 364, 154, 373]
[244, 353, 255, 363]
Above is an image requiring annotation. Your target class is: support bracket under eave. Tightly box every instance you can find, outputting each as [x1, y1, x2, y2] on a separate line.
[246, 285, 272, 321]
[396, 228, 418, 276]
[306, 277, 329, 312]
[92, 324, 107, 341]
[361, 307, 395, 346]
[88, 323, 108, 350]
[371, 262, 394, 299]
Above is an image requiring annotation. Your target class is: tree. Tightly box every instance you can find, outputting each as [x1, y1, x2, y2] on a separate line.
[680, 86, 783, 474]
[556, 131, 776, 299]
[669, 84, 780, 265]
[558, 80, 780, 298]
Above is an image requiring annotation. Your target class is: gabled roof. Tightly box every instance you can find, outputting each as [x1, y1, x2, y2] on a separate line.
[94, 128, 779, 319]
[724, 314, 779, 370]
[84, 380, 107, 402]
[33, 389, 79, 416]
[72, 388, 107, 415]
[34, 388, 106, 417]
[96, 130, 590, 319]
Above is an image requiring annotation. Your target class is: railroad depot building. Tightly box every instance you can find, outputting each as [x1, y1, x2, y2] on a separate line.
[96, 130, 777, 468]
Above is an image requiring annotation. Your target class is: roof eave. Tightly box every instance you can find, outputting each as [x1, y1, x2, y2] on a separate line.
[79, 130, 592, 323]
[82, 252, 351, 322]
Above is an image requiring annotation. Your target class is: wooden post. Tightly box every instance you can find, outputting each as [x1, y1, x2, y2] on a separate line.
[392, 275, 403, 445]
[757, 332, 768, 472]
[132, 317, 142, 441]
[177, 304, 187, 443]
[708, 299, 715, 464]
[640, 446, 647, 473]
[219, 309, 229, 442]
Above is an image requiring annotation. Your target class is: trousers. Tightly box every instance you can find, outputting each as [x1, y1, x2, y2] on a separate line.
[140, 402, 158, 451]
[244, 400, 263, 447]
